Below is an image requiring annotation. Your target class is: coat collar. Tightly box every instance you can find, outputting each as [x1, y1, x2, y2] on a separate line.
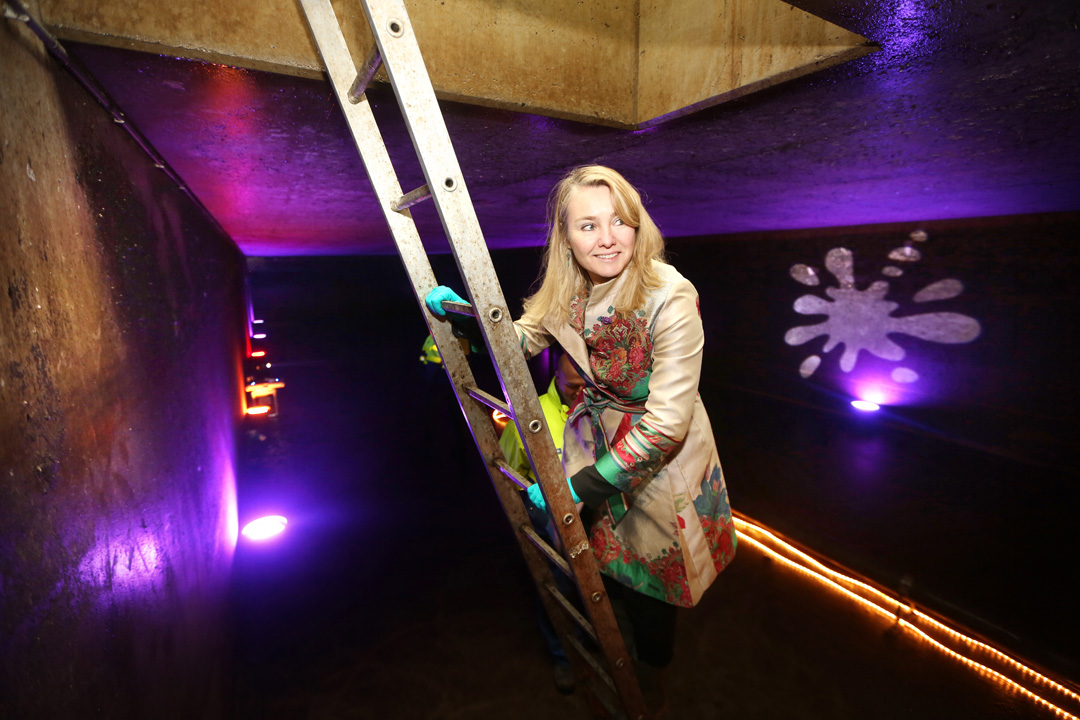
[544, 317, 591, 382]
[539, 270, 630, 383]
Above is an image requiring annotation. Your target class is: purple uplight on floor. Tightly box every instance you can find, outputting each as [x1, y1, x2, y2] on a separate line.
[851, 400, 881, 412]
[242, 515, 289, 541]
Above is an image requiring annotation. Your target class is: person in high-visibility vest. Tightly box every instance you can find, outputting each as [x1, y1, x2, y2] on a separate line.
[418, 334, 443, 365]
[498, 350, 586, 487]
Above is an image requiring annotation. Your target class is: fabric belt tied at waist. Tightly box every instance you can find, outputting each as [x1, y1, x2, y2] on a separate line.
[568, 386, 647, 528]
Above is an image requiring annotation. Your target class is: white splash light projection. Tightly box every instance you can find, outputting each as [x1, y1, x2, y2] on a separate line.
[785, 231, 981, 395]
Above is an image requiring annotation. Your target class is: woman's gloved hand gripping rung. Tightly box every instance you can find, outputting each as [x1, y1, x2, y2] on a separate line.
[424, 285, 485, 353]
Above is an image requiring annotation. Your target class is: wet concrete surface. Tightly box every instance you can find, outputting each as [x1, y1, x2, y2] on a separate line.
[2, 20, 244, 719]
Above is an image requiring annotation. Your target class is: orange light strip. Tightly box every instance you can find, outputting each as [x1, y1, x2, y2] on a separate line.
[245, 381, 285, 399]
[898, 619, 1080, 720]
[734, 532, 899, 622]
[733, 516, 1080, 720]
[734, 517, 1080, 703]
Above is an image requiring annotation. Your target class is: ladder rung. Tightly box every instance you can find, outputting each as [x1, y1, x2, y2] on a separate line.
[520, 524, 572, 577]
[584, 676, 620, 717]
[348, 44, 382, 103]
[543, 580, 598, 644]
[391, 183, 431, 212]
[439, 300, 475, 317]
[495, 458, 528, 490]
[465, 385, 511, 417]
[565, 634, 616, 695]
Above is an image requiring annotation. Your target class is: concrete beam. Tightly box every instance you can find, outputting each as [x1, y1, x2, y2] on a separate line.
[636, 0, 874, 126]
[37, 0, 873, 127]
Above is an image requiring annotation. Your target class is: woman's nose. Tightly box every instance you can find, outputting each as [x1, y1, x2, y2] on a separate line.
[598, 225, 615, 246]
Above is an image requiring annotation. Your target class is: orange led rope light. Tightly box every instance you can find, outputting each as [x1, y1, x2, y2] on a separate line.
[735, 532, 1079, 719]
[733, 516, 1080, 705]
[896, 619, 1080, 720]
[734, 533, 900, 623]
[733, 520, 1080, 719]
[913, 610, 1080, 700]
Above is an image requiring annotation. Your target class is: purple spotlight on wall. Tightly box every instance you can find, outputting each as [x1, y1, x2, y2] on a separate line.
[851, 400, 881, 412]
[241, 515, 288, 541]
[849, 380, 898, 407]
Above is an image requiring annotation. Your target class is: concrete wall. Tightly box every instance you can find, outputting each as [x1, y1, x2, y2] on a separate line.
[1, 18, 246, 719]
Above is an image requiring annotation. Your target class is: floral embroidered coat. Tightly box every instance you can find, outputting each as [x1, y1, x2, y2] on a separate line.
[514, 261, 736, 608]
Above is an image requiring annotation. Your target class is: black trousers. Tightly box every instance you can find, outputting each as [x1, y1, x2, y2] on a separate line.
[601, 574, 678, 668]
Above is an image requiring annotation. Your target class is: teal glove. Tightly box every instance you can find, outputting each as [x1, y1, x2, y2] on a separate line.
[527, 478, 582, 513]
[425, 286, 469, 316]
[424, 285, 486, 354]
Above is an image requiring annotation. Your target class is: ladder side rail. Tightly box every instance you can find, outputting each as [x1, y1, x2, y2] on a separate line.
[297, 0, 538, 547]
[302, 1, 646, 715]
[297, 0, 437, 330]
[351, 0, 580, 565]
[355, 1, 646, 715]
[354, 0, 550, 485]
[297, 0, 546, 577]
[345, 1, 573, 536]
[297, 0, 598, 709]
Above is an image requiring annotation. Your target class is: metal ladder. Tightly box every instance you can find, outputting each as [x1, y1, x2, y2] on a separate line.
[296, 0, 647, 717]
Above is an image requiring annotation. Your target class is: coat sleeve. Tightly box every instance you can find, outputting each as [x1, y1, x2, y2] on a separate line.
[513, 310, 554, 359]
[589, 278, 704, 494]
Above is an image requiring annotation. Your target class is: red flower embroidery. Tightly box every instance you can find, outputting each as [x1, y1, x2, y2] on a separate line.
[585, 310, 652, 396]
[650, 551, 690, 604]
[719, 525, 734, 556]
[699, 515, 736, 571]
[590, 519, 620, 565]
[569, 292, 587, 333]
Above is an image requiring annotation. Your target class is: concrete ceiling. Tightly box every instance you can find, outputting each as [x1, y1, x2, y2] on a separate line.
[54, 0, 1080, 255]
[40, 0, 875, 127]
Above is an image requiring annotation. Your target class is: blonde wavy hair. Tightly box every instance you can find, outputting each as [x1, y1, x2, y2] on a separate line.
[521, 165, 666, 325]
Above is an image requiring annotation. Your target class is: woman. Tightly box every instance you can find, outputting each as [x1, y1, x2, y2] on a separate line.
[427, 165, 735, 696]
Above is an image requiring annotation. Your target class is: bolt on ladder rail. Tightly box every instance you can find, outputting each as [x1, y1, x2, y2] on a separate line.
[296, 0, 647, 716]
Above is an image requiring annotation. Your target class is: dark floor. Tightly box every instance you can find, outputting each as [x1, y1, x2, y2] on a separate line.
[230, 507, 1065, 720]
[230, 256, 1077, 719]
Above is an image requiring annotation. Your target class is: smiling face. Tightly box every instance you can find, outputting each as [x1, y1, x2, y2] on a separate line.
[565, 184, 636, 285]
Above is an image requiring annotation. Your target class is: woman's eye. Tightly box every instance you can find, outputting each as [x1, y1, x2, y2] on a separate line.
[613, 217, 624, 226]
[581, 223, 595, 231]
